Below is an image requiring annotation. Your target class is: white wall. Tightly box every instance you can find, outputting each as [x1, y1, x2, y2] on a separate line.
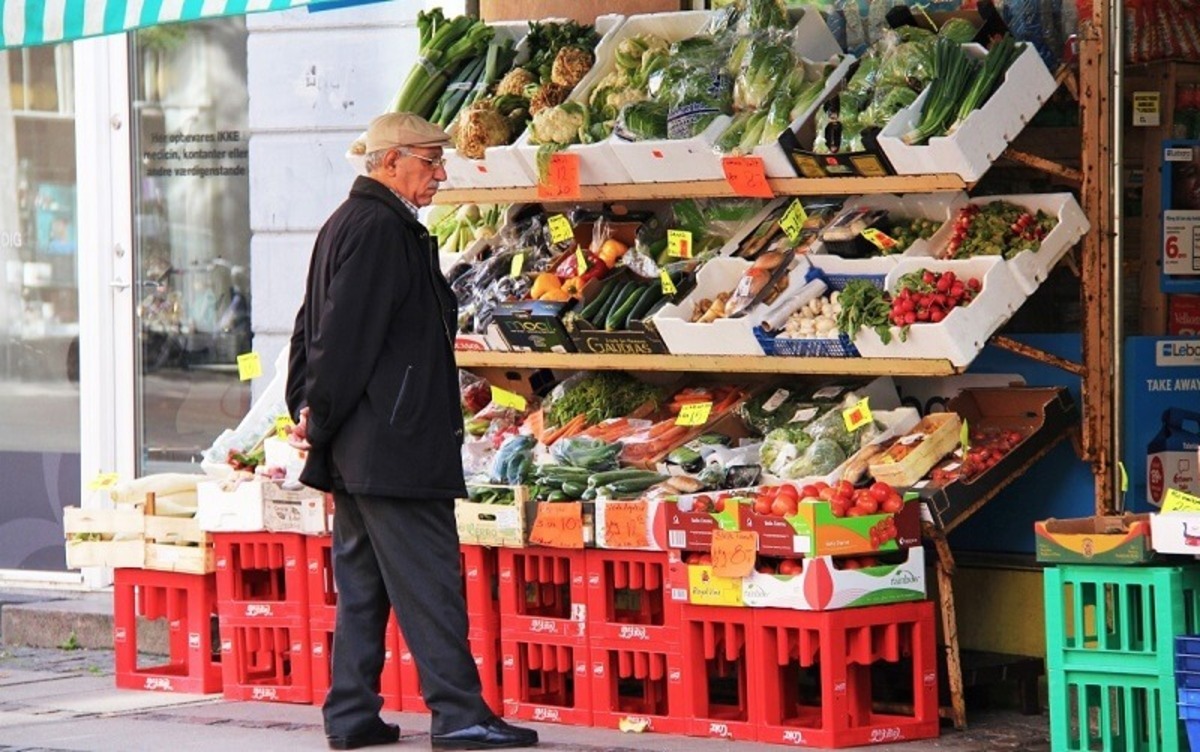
[245, 0, 426, 396]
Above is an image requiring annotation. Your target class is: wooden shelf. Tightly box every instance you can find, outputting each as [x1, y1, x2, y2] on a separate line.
[455, 350, 961, 376]
[433, 174, 969, 205]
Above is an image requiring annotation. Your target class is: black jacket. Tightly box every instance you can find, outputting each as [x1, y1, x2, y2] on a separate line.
[286, 176, 466, 499]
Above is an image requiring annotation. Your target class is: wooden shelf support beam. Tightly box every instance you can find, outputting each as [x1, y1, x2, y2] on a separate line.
[990, 336, 1087, 377]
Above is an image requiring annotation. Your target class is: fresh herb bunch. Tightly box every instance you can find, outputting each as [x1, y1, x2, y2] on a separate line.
[546, 372, 661, 427]
[835, 280, 894, 344]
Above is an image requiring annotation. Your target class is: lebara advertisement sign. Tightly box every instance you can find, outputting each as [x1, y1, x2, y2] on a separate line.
[1123, 337, 1200, 510]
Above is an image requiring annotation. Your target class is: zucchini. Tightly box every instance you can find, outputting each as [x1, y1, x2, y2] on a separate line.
[561, 480, 588, 498]
[546, 490, 569, 502]
[596, 281, 634, 328]
[606, 282, 646, 331]
[578, 277, 620, 324]
[587, 468, 666, 488]
[601, 473, 669, 495]
[625, 283, 664, 327]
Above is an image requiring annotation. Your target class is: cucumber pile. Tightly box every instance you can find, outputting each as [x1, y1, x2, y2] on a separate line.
[534, 464, 667, 501]
[575, 272, 686, 332]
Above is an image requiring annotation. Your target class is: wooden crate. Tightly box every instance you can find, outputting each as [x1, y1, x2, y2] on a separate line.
[145, 515, 215, 574]
[63, 507, 146, 570]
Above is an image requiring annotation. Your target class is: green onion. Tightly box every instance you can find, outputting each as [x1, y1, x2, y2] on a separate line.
[946, 34, 1023, 135]
[900, 37, 978, 146]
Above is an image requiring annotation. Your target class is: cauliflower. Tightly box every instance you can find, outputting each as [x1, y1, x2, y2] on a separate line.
[529, 82, 569, 115]
[530, 102, 588, 146]
[496, 68, 536, 98]
[454, 101, 510, 160]
[550, 46, 594, 91]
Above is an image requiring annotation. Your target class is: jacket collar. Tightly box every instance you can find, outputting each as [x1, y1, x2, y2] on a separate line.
[350, 176, 427, 235]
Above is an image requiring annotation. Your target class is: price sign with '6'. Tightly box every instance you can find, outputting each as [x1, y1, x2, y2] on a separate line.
[1163, 210, 1200, 276]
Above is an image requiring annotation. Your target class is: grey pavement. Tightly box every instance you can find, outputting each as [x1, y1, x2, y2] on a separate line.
[0, 588, 1050, 751]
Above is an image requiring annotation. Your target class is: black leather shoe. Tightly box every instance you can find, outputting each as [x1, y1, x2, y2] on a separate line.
[327, 720, 400, 750]
[431, 716, 538, 749]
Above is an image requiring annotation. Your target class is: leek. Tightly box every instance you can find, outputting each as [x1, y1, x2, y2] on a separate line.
[946, 35, 1023, 135]
[900, 37, 977, 146]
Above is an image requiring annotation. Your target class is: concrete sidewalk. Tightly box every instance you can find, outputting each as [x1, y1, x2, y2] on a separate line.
[0, 589, 1051, 751]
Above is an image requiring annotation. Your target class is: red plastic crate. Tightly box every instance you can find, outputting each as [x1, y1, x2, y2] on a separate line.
[305, 535, 335, 624]
[585, 549, 681, 645]
[501, 636, 592, 726]
[310, 616, 401, 710]
[589, 643, 687, 735]
[219, 621, 312, 703]
[214, 532, 308, 622]
[680, 604, 758, 742]
[752, 601, 940, 749]
[498, 548, 588, 642]
[397, 630, 502, 716]
[113, 568, 222, 694]
[462, 544, 500, 636]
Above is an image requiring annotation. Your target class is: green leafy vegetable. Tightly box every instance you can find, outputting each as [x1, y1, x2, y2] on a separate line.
[836, 280, 893, 344]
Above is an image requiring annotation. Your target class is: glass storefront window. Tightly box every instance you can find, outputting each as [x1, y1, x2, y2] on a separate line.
[130, 20, 252, 474]
[0, 45, 80, 571]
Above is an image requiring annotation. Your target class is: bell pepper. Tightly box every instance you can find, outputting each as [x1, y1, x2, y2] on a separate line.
[530, 272, 562, 300]
[554, 249, 605, 280]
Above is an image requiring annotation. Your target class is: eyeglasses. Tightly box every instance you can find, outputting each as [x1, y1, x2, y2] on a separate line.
[397, 149, 447, 169]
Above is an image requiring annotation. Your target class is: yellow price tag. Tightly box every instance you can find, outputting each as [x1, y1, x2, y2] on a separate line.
[861, 227, 899, 252]
[275, 415, 295, 440]
[667, 229, 693, 259]
[87, 472, 120, 491]
[779, 200, 809, 242]
[490, 386, 528, 412]
[960, 419, 970, 453]
[1119, 461, 1129, 493]
[660, 270, 677, 296]
[548, 214, 574, 244]
[1163, 487, 1200, 513]
[676, 401, 713, 427]
[237, 352, 263, 381]
[510, 252, 525, 278]
[575, 248, 588, 275]
[842, 397, 873, 432]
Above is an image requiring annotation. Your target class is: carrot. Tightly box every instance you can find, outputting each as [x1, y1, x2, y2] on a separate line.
[525, 409, 546, 442]
[559, 413, 589, 441]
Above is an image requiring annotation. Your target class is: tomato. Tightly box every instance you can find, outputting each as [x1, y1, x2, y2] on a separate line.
[841, 558, 862, 570]
[771, 498, 792, 517]
[714, 497, 726, 514]
[846, 507, 869, 517]
[692, 495, 713, 513]
[818, 486, 837, 502]
[753, 497, 772, 516]
[800, 484, 820, 500]
[859, 557, 879, 568]
[830, 500, 849, 518]
[855, 498, 880, 515]
[881, 496, 904, 514]
[869, 482, 893, 502]
[777, 484, 799, 503]
[778, 558, 803, 576]
[836, 480, 854, 498]
[696, 554, 712, 566]
[756, 562, 776, 575]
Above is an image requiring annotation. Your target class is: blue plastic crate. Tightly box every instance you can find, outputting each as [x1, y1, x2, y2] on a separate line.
[753, 326, 861, 358]
[1180, 635, 1200, 656]
[1183, 687, 1200, 706]
[1183, 705, 1200, 752]
[1180, 653, 1200, 673]
[817, 271, 887, 291]
[1180, 671, 1200, 690]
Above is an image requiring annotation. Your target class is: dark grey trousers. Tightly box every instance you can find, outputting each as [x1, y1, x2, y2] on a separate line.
[322, 492, 492, 737]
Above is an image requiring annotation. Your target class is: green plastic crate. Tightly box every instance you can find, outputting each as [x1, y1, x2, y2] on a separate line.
[1045, 564, 1200, 676]
[1048, 668, 1188, 752]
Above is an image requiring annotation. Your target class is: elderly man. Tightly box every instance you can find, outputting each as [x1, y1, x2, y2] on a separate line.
[286, 113, 538, 751]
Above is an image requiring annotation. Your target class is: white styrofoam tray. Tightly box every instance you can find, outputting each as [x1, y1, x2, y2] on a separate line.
[1149, 512, 1200, 556]
[930, 193, 1089, 296]
[805, 192, 968, 282]
[599, 9, 845, 183]
[512, 14, 633, 186]
[852, 256, 1026, 367]
[651, 254, 817, 355]
[877, 42, 1056, 183]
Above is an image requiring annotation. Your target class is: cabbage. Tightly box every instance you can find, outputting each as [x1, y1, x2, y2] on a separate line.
[937, 18, 978, 45]
[780, 438, 846, 479]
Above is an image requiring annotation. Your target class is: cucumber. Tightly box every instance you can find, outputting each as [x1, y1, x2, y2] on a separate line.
[606, 282, 646, 331]
[587, 468, 666, 488]
[595, 281, 634, 328]
[578, 277, 620, 324]
[601, 473, 669, 495]
[561, 480, 588, 498]
[625, 283, 664, 328]
[546, 490, 569, 502]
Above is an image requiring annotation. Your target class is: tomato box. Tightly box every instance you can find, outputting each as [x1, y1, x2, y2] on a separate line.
[741, 546, 926, 611]
[1034, 514, 1155, 565]
[918, 387, 1078, 530]
[738, 493, 921, 558]
[665, 550, 745, 607]
[664, 495, 741, 553]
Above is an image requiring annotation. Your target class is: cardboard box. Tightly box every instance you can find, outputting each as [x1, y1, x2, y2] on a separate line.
[1146, 409, 1200, 507]
[1150, 511, 1200, 555]
[197, 479, 327, 534]
[779, 93, 896, 179]
[853, 256, 1026, 367]
[741, 546, 927, 610]
[738, 496, 922, 558]
[868, 412, 963, 488]
[262, 484, 330, 535]
[664, 496, 740, 552]
[492, 300, 578, 353]
[919, 387, 1079, 530]
[455, 486, 533, 548]
[666, 550, 744, 607]
[1034, 514, 1155, 565]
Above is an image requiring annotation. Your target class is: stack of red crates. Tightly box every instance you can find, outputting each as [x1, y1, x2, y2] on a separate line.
[112, 568, 222, 694]
[584, 549, 687, 735]
[214, 532, 313, 703]
[396, 544, 502, 715]
[497, 547, 592, 725]
[305, 535, 403, 710]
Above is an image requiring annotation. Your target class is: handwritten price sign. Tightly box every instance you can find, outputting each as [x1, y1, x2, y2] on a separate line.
[538, 153, 581, 201]
[602, 501, 649, 548]
[710, 529, 757, 578]
[721, 156, 774, 198]
[528, 502, 585, 548]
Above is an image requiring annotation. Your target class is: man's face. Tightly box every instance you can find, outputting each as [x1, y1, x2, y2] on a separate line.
[375, 146, 447, 207]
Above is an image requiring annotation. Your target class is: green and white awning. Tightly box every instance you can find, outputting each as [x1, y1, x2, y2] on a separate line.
[2, 0, 313, 50]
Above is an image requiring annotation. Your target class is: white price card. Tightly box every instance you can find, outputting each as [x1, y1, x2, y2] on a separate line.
[1163, 210, 1200, 276]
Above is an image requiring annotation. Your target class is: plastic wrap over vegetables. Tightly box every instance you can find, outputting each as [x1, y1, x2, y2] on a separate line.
[614, 100, 669, 141]
[733, 34, 796, 112]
